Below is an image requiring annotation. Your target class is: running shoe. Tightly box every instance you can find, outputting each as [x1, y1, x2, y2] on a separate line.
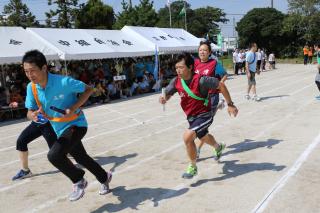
[99, 171, 113, 195]
[213, 143, 225, 160]
[182, 164, 197, 179]
[315, 95, 320, 100]
[252, 95, 261, 101]
[69, 178, 88, 201]
[245, 94, 250, 100]
[12, 169, 32, 181]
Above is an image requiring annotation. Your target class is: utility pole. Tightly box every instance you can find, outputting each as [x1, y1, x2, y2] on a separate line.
[271, 0, 274, 8]
[184, 0, 187, 31]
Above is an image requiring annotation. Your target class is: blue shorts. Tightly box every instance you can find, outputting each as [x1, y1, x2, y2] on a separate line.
[187, 112, 214, 139]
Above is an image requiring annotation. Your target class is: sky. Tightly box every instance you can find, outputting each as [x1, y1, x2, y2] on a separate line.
[0, 0, 289, 37]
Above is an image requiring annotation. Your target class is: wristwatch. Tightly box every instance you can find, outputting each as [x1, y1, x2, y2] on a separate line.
[227, 101, 235, 107]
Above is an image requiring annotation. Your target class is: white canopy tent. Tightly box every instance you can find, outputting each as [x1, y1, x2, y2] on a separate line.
[0, 27, 59, 64]
[27, 28, 118, 61]
[85, 29, 155, 58]
[157, 27, 202, 52]
[121, 26, 200, 54]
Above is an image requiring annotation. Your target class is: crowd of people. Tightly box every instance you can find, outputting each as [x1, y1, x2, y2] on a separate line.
[0, 55, 178, 121]
[303, 45, 316, 65]
[232, 48, 276, 75]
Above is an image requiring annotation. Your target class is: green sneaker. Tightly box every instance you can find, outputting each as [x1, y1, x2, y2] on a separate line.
[213, 143, 225, 160]
[182, 164, 197, 179]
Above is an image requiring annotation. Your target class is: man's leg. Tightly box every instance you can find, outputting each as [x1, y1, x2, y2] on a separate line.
[13, 122, 42, 180]
[183, 129, 197, 166]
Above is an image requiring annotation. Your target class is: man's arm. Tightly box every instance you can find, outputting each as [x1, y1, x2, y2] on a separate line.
[159, 77, 177, 104]
[200, 76, 238, 117]
[66, 85, 93, 115]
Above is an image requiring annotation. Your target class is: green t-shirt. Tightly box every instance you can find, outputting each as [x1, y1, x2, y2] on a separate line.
[317, 51, 320, 64]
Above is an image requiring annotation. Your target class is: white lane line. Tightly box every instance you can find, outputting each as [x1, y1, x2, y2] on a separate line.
[252, 132, 320, 213]
[28, 143, 183, 213]
[0, 110, 180, 168]
[28, 88, 316, 213]
[0, 179, 31, 192]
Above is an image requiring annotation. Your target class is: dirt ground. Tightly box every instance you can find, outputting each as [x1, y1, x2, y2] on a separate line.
[1, 64, 320, 213]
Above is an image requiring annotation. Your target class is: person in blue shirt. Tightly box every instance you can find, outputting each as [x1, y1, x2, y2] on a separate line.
[245, 42, 261, 101]
[23, 50, 112, 202]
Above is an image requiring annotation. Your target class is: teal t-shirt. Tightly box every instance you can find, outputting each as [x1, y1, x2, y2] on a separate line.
[25, 72, 87, 137]
[317, 51, 320, 64]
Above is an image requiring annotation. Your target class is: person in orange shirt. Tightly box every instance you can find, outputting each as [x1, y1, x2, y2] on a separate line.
[303, 45, 309, 65]
[308, 46, 314, 64]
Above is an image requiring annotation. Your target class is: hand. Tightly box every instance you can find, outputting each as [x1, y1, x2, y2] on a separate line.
[228, 105, 238, 117]
[159, 96, 167, 105]
[64, 108, 75, 118]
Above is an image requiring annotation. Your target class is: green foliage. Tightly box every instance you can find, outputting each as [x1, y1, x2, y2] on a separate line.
[45, 0, 79, 28]
[156, 1, 227, 39]
[236, 8, 285, 55]
[1, 0, 39, 27]
[113, 0, 158, 29]
[75, 0, 114, 29]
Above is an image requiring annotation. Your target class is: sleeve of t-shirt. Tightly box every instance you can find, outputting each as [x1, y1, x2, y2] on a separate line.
[215, 62, 227, 78]
[199, 76, 220, 96]
[62, 76, 86, 93]
[25, 82, 38, 110]
[165, 77, 178, 96]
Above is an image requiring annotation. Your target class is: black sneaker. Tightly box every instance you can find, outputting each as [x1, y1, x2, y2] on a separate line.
[12, 169, 32, 181]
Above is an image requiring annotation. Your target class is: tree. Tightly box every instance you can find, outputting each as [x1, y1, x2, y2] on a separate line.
[156, 1, 191, 29]
[45, 0, 79, 28]
[113, 0, 158, 29]
[285, 0, 320, 45]
[75, 0, 114, 29]
[288, 0, 320, 15]
[1, 0, 39, 27]
[236, 8, 286, 55]
[156, 2, 227, 40]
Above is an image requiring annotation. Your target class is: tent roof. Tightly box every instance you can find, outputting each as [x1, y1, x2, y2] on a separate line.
[0, 27, 59, 64]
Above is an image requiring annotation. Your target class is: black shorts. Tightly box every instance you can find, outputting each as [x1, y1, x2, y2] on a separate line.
[187, 112, 213, 139]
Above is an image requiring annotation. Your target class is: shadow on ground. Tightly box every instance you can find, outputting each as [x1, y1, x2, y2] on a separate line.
[191, 160, 285, 187]
[94, 153, 138, 172]
[91, 186, 188, 212]
[198, 138, 282, 162]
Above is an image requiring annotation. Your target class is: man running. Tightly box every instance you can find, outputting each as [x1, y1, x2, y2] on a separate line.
[245, 42, 261, 101]
[23, 50, 112, 201]
[12, 118, 56, 180]
[159, 53, 238, 179]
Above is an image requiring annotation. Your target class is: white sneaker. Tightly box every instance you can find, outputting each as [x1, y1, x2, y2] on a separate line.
[99, 172, 112, 195]
[69, 178, 88, 201]
[245, 95, 250, 100]
[252, 95, 261, 101]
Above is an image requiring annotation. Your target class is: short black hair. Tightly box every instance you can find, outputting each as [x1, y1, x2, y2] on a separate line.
[22, 50, 47, 69]
[175, 52, 194, 69]
[199, 40, 212, 52]
[315, 44, 320, 48]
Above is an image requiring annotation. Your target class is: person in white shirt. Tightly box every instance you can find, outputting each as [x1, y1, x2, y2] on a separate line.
[268, 52, 276, 70]
[256, 49, 262, 72]
[233, 49, 239, 75]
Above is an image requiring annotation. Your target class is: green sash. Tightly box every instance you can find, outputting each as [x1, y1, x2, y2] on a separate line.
[181, 78, 209, 106]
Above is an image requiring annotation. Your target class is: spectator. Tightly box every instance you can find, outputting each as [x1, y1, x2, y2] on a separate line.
[303, 45, 309, 65]
[308, 46, 314, 64]
[0, 87, 9, 107]
[268, 52, 276, 69]
[135, 58, 145, 78]
[107, 79, 120, 100]
[9, 86, 24, 108]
